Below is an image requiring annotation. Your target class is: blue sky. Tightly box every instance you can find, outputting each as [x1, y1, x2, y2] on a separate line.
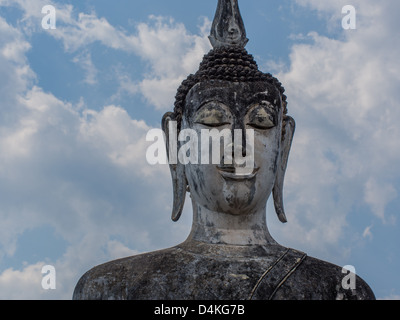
[0, 0, 399, 300]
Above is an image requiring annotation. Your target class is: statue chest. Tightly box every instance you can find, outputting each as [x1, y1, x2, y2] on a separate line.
[126, 247, 307, 300]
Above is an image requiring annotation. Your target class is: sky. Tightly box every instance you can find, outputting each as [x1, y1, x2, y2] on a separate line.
[0, 0, 398, 300]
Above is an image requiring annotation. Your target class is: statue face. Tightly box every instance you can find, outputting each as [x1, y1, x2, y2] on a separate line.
[181, 81, 284, 215]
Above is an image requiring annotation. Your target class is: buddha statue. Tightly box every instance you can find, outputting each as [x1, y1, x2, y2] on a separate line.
[73, 0, 375, 300]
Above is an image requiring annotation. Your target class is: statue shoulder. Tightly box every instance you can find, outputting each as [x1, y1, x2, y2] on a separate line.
[275, 254, 375, 300]
[73, 247, 183, 300]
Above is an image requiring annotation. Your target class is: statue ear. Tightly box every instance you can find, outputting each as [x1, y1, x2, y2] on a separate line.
[162, 112, 187, 222]
[273, 116, 295, 223]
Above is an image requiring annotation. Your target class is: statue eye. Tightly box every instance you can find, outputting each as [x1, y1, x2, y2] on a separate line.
[247, 106, 276, 130]
[194, 104, 231, 127]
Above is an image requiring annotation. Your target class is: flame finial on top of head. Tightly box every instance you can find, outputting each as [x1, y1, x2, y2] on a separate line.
[209, 0, 249, 49]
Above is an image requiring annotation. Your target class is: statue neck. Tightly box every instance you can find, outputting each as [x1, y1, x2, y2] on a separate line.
[186, 200, 277, 246]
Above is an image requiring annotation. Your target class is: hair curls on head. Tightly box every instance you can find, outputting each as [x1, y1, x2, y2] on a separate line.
[173, 46, 288, 131]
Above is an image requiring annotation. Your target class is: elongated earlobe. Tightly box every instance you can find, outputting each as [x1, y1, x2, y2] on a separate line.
[162, 112, 187, 222]
[273, 116, 295, 223]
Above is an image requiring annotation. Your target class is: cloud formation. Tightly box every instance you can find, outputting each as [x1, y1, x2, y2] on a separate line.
[271, 0, 400, 256]
[4, 0, 211, 111]
[0, 12, 159, 299]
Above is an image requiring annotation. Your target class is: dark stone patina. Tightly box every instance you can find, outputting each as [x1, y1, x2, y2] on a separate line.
[73, 241, 374, 300]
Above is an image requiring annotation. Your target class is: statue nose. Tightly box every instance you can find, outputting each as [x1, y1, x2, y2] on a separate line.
[223, 138, 253, 167]
[231, 126, 248, 158]
[224, 143, 241, 166]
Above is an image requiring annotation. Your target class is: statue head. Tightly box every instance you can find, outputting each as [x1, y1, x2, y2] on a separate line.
[162, 0, 295, 226]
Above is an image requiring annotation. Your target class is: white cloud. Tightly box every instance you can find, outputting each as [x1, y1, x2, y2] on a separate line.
[270, 0, 400, 256]
[106, 240, 139, 260]
[0, 7, 177, 299]
[362, 225, 373, 240]
[0, 237, 141, 299]
[110, 70, 140, 101]
[0, 262, 45, 299]
[127, 15, 212, 110]
[72, 51, 98, 85]
[0, 16, 34, 108]
[364, 179, 397, 223]
[4, 0, 211, 110]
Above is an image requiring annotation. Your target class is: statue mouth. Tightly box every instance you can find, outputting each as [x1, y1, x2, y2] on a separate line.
[217, 165, 259, 180]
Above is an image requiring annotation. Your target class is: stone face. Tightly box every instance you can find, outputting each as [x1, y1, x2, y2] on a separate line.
[73, 241, 375, 300]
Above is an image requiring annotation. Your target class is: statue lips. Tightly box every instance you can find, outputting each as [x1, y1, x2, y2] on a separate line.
[217, 165, 259, 180]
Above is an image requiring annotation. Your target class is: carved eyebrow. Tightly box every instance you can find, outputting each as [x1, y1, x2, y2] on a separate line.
[249, 92, 278, 106]
[246, 101, 277, 115]
[196, 99, 228, 111]
[248, 103, 276, 113]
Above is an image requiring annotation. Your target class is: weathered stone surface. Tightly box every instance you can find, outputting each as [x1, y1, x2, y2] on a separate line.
[209, 0, 249, 49]
[73, 241, 375, 300]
